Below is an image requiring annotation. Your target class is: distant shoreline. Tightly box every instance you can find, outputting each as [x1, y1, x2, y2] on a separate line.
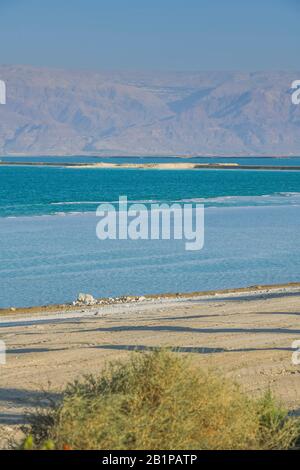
[1, 153, 300, 158]
[1, 161, 300, 170]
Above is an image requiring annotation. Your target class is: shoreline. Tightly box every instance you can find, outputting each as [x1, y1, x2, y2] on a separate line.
[1, 281, 300, 316]
[1, 161, 300, 170]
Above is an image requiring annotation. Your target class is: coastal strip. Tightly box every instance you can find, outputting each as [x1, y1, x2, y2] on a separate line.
[1, 281, 300, 316]
[1, 161, 300, 170]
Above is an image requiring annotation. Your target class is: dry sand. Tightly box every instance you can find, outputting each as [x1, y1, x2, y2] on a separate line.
[1, 284, 300, 447]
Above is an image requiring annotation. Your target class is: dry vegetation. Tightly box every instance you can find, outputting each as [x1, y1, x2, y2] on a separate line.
[21, 350, 300, 450]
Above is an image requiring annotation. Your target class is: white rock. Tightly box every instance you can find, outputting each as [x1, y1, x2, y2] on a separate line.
[77, 293, 97, 306]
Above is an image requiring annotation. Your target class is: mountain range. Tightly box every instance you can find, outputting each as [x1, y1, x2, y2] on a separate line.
[0, 65, 299, 156]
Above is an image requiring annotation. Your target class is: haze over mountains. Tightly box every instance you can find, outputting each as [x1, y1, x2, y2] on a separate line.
[0, 65, 299, 156]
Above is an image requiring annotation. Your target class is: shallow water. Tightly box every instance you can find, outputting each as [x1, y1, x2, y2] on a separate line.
[0, 205, 299, 308]
[1, 165, 299, 307]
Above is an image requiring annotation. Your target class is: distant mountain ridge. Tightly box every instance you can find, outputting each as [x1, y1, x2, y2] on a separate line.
[0, 66, 299, 156]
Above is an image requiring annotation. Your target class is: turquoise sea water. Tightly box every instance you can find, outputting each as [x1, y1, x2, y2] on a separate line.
[1, 166, 300, 217]
[0, 164, 299, 307]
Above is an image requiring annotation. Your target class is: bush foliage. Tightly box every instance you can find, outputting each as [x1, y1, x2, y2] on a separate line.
[23, 350, 300, 450]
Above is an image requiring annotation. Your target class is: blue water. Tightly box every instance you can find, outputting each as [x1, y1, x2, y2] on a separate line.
[0, 165, 299, 307]
[1, 166, 300, 217]
[0, 206, 299, 308]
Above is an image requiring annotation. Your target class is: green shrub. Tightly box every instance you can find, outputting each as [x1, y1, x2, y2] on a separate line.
[23, 350, 300, 450]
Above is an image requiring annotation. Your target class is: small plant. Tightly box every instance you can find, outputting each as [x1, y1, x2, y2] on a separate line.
[21, 350, 300, 450]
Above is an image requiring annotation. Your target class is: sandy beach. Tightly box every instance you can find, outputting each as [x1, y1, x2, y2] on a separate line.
[1, 283, 300, 448]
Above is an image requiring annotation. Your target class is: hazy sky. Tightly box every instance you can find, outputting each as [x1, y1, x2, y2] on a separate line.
[0, 0, 299, 70]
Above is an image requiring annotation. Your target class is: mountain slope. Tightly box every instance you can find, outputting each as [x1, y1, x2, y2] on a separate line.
[0, 66, 299, 156]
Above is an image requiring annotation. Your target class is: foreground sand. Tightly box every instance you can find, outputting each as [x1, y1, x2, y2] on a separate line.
[1, 285, 300, 447]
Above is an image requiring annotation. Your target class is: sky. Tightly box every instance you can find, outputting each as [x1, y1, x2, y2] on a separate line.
[0, 0, 299, 71]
